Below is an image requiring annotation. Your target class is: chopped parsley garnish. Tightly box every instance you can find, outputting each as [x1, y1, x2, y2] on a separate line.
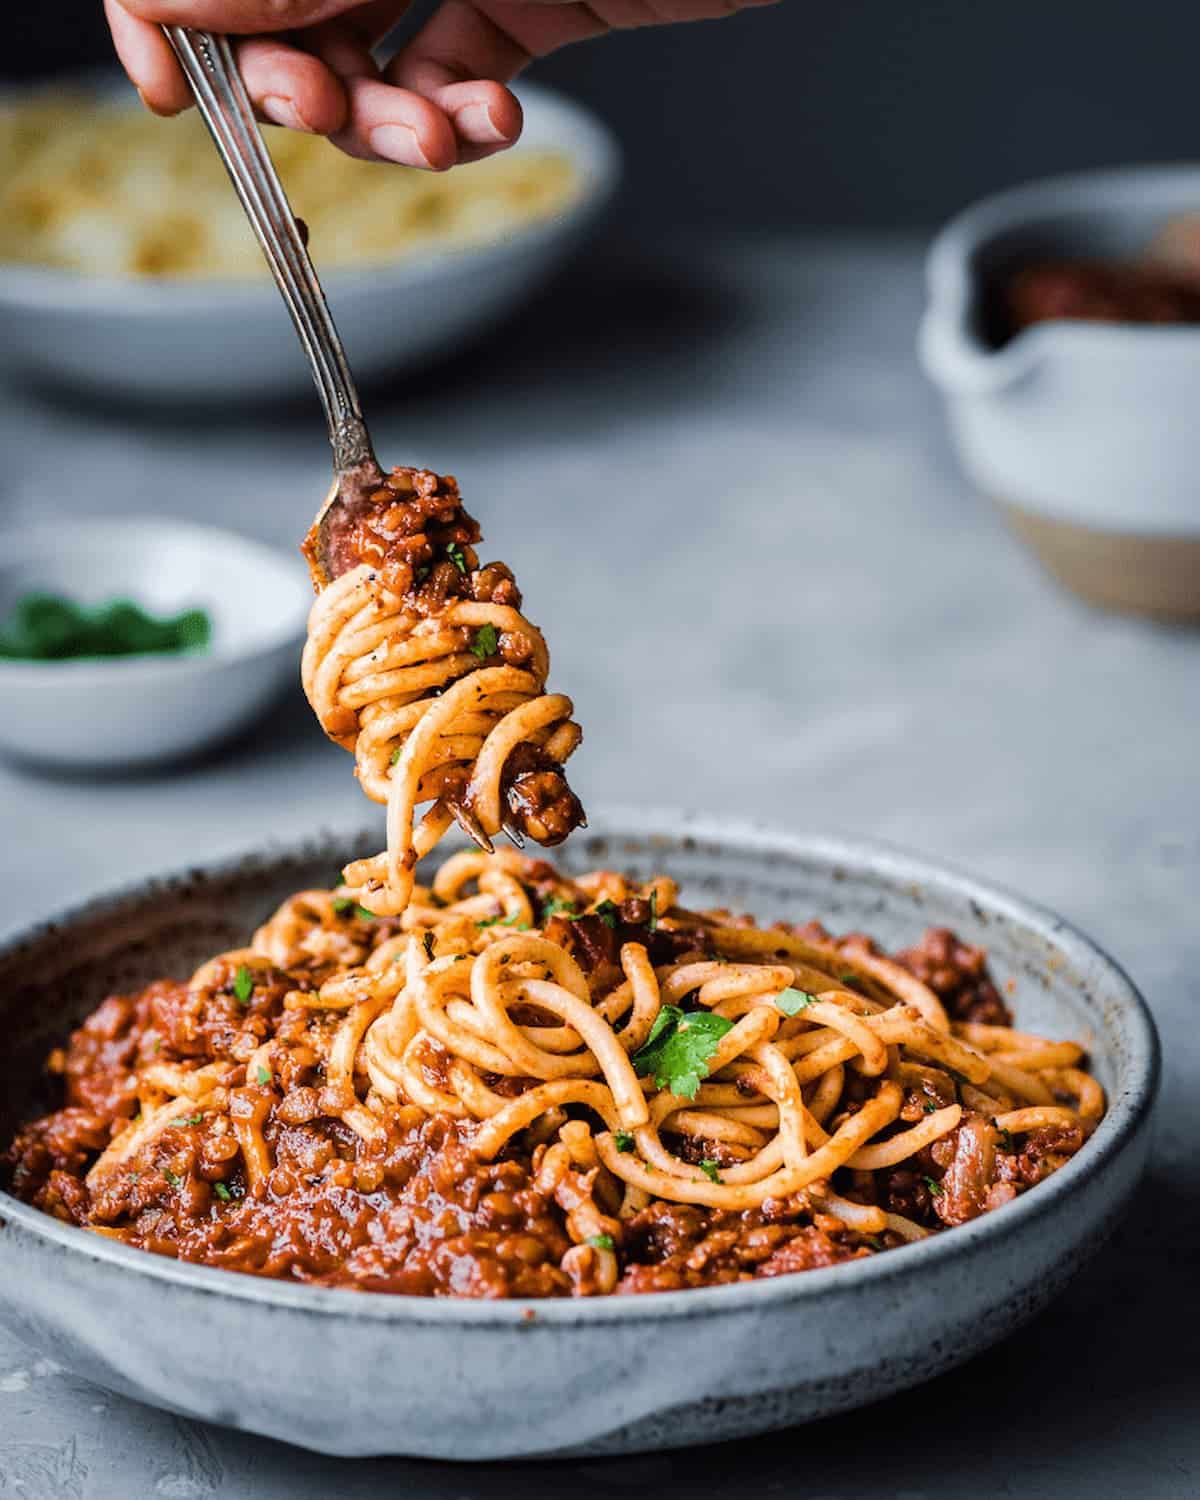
[540, 896, 580, 921]
[476, 912, 529, 930]
[923, 1101, 937, 1115]
[214, 1182, 233, 1202]
[356, 905, 377, 921]
[922, 1174, 944, 1197]
[699, 1159, 722, 1184]
[630, 1005, 734, 1100]
[839, 973, 863, 992]
[256, 1066, 271, 1086]
[233, 964, 254, 1005]
[423, 931, 435, 960]
[446, 542, 467, 575]
[995, 1125, 1015, 1153]
[613, 1131, 635, 1153]
[390, 746, 403, 766]
[470, 624, 499, 661]
[163, 1168, 183, 1189]
[586, 1233, 615, 1251]
[169, 1114, 202, 1128]
[648, 889, 659, 932]
[865, 1235, 884, 1251]
[593, 899, 620, 930]
[776, 987, 818, 1017]
[332, 895, 355, 916]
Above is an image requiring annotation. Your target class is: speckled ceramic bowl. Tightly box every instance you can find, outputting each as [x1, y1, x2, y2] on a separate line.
[0, 814, 1158, 1459]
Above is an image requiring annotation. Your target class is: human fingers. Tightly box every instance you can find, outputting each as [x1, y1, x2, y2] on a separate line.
[236, 36, 349, 133]
[117, 0, 359, 33]
[105, 0, 193, 115]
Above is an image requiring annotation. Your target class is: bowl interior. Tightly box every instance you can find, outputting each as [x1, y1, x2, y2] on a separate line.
[938, 166, 1200, 349]
[0, 78, 619, 307]
[0, 519, 311, 662]
[0, 817, 1150, 1162]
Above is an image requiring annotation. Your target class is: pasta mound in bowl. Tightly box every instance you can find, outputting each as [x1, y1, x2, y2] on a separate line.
[4, 848, 1106, 1299]
[0, 82, 619, 399]
[0, 91, 579, 280]
[0, 822, 1158, 1456]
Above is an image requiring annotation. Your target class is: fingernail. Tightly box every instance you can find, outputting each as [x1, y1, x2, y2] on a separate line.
[454, 102, 507, 145]
[261, 94, 309, 132]
[369, 124, 435, 169]
[137, 88, 177, 119]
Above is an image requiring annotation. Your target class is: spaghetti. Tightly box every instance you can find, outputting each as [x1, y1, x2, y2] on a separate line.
[300, 466, 584, 916]
[4, 852, 1105, 1298]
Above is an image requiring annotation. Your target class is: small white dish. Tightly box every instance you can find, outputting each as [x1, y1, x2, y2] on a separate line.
[919, 164, 1200, 618]
[0, 82, 620, 403]
[0, 518, 311, 769]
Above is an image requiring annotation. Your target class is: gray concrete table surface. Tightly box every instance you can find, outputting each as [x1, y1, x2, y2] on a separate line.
[0, 233, 1196, 1498]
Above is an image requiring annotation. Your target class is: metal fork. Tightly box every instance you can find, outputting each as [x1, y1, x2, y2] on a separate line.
[165, 27, 499, 854]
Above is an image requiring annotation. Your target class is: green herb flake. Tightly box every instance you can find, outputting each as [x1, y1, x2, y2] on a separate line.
[699, 1159, 722, 1184]
[995, 1124, 1015, 1153]
[586, 1233, 615, 1251]
[839, 973, 863, 992]
[476, 912, 529, 930]
[922, 1174, 944, 1197]
[332, 895, 355, 916]
[613, 1131, 635, 1153]
[163, 1168, 183, 1189]
[630, 1006, 734, 1100]
[470, 623, 499, 661]
[356, 906, 377, 921]
[865, 1235, 884, 1251]
[214, 1182, 233, 1203]
[540, 896, 579, 922]
[446, 542, 468, 575]
[169, 1114, 202, 1128]
[648, 889, 659, 933]
[233, 964, 254, 1005]
[390, 746, 403, 766]
[593, 898, 620, 930]
[776, 987, 819, 1017]
[256, 1066, 271, 1086]
[923, 1100, 937, 1115]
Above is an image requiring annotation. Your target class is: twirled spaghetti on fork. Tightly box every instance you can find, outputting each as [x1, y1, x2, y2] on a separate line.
[301, 467, 584, 915]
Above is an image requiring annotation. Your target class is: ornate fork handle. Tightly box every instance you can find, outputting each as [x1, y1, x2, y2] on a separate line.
[164, 27, 377, 477]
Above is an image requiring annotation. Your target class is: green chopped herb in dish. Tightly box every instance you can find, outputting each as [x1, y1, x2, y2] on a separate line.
[776, 987, 819, 1016]
[630, 1005, 734, 1100]
[0, 593, 210, 661]
[233, 964, 255, 1005]
[470, 624, 499, 661]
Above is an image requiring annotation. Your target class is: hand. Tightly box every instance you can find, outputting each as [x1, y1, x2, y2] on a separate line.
[107, 0, 776, 171]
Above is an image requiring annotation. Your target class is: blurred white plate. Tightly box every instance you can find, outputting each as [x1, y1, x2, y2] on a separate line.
[0, 82, 620, 402]
[0, 518, 311, 768]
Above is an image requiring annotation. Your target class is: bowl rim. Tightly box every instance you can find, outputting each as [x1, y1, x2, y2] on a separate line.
[920, 161, 1200, 394]
[0, 809, 1160, 1325]
[0, 515, 311, 676]
[0, 78, 621, 312]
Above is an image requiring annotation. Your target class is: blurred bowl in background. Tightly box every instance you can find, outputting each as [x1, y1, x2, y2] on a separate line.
[919, 164, 1200, 621]
[0, 519, 311, 769]
[0, 81, 620, 403]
